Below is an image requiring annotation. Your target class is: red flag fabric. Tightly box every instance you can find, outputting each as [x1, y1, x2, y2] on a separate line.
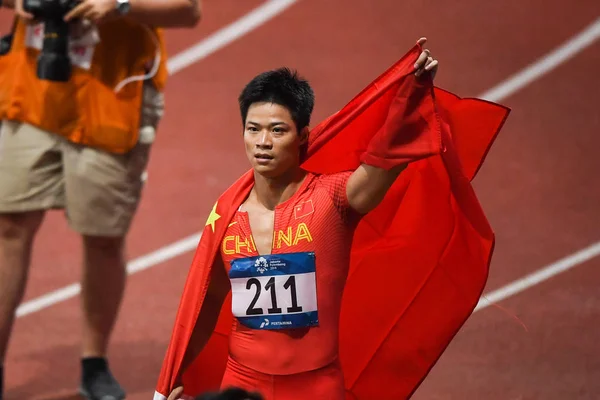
[154, 44, 510, 400]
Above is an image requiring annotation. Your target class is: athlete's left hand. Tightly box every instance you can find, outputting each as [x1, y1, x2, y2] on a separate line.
[414, 37, 438, 79]
[64, 0, 117, 23]
[166, 385, 184, 400]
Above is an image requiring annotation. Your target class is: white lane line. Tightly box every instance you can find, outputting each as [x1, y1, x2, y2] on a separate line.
[16, 234, 202, 317]
[15, 15, 600, 319]
[474, 241, 600, 312]
[480, 16, 600, 102]
[167, 0, 298, 74]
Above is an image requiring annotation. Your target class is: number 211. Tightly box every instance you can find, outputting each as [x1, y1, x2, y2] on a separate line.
[246, 276, 303, 315]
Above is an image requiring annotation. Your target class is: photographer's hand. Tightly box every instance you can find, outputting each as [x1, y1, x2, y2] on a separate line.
[13, 0, 35, 21]
[63, 0, 116, 23]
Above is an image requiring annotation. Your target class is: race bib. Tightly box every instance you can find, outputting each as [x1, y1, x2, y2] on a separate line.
[229, 252, 318, 330]
[24, 22, 99, 71]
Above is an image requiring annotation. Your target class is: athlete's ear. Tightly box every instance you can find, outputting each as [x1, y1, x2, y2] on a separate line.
[299, 126, 309, 145]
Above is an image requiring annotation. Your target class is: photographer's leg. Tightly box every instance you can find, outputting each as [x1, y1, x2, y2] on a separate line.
[78, 234, 127, 400]
[0, 211, 45, 361]
[0, 120, 64, 398]
[79, 235, 126, 359]
[63, 141, 148, 399]
[0, 210, 44, 400]
[63, 142, 145, 400]
[63, 80, 162, 399]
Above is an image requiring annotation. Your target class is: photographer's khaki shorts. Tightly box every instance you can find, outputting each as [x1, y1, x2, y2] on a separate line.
[0, 81, 164, 237]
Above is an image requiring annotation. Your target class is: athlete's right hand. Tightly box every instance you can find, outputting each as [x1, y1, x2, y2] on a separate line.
[167, 385, 184, 400]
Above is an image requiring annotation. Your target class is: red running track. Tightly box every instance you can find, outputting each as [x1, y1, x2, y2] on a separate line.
[1, 1, 599, 398]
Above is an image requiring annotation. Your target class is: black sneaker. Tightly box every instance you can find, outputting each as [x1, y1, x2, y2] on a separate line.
[79, 357, 126, 400]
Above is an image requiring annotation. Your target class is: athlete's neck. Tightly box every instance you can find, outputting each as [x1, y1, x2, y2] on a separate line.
[252, 168, 306, 210]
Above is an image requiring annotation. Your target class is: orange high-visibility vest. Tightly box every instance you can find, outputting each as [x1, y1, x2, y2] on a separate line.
[0, 17, 169, 154]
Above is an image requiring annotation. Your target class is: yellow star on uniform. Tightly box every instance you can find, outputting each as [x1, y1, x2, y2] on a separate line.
[205, 201, 221, 232]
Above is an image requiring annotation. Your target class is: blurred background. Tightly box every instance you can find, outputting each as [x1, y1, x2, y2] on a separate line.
[0, 0, 599, 398]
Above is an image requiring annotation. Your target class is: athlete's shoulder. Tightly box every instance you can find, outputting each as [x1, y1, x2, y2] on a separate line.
[306, 171, 359, 222]
[312, 171, 353, 191]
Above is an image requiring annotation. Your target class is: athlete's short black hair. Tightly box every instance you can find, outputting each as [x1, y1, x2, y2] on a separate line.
[238, 67, 315, 132]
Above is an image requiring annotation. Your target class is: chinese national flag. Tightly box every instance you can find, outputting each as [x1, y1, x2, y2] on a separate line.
[294, 200, 314, 219]
[154, 43, 510, 400]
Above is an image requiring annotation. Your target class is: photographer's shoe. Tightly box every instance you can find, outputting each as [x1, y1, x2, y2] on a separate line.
[79, 357, 126, 400]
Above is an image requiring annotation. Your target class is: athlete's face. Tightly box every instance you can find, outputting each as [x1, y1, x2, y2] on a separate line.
[243, 102, 308, 178]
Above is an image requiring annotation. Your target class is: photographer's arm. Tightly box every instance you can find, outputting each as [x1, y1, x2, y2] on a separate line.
[1, 0, 35, 20]
[124, 0, 201, 28]
[63, 0, 201, 28]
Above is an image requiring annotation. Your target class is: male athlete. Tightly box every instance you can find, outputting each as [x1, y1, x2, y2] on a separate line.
[161, 39, 438, 400]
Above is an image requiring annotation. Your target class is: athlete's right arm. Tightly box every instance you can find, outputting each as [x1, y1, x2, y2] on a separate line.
[347, 40, 438, 215]
[174, 256, 230, 390]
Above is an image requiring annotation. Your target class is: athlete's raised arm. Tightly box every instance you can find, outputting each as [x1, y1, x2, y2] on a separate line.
[346, 37, 438, 214]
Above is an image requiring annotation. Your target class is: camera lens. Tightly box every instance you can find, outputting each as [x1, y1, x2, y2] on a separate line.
[36, 19, 72, 82]
[0, 34, 14, 56]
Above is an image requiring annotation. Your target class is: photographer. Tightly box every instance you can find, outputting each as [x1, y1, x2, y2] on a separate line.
[0, 0, 201, 398]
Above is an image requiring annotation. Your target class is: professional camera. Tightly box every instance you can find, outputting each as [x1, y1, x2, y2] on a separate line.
[0, 18, 17, 56]
[0, 34, 13, 56]
[22, 0, 80, 82]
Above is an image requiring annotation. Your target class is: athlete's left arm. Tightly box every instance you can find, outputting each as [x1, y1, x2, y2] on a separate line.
[346, 39, 438, 215]
[346, 163, 407, 214]
[63, 0, 202, 28]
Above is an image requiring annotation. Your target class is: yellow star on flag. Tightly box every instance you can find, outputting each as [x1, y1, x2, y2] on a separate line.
[205, 201, 221, 232]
